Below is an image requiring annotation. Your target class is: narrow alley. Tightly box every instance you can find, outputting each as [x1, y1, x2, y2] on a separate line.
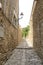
[0, 0, 43, 65]
[4, 39, 42, 65]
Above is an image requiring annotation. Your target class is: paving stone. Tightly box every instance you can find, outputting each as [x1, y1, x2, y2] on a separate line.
[4, 39, 42, 65]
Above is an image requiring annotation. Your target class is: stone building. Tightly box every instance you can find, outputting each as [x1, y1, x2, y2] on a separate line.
[0, 0, 19, 64]
[29, 0, 43, 61]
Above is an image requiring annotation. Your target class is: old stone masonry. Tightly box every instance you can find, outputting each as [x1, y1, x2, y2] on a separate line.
[4, 39, 42, 65]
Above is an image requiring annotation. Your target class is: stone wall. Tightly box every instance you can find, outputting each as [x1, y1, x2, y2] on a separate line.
[0, 0, 19, 25]
[29, 0, 43, 60]
[29, 0, 37, 47]
[0, 0, 19, 64]
[0, 10, 19, 64]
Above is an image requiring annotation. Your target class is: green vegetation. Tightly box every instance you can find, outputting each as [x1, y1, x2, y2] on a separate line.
[22, 25, 30, 38]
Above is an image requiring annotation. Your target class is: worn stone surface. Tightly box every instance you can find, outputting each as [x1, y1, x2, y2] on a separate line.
[4, 39, 42, 65]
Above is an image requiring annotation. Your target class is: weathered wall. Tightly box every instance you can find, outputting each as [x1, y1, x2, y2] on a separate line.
[29, 0, 37, 47]
[29, 0, 43, 60]
[0, 0, 19, 25]
[0, 0, 19, 64]
[0, 10, 18, 65]
[0, 0, 19, 51]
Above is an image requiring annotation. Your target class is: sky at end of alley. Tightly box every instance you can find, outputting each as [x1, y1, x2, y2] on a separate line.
[19, 0, 34, 28]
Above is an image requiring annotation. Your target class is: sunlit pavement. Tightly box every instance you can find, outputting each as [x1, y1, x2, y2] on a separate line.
[4, 39, 42, 65]
[26, 38, 33, 48]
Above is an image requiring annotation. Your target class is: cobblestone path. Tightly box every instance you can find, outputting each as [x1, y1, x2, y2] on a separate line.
[4, 39, 42, 65]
